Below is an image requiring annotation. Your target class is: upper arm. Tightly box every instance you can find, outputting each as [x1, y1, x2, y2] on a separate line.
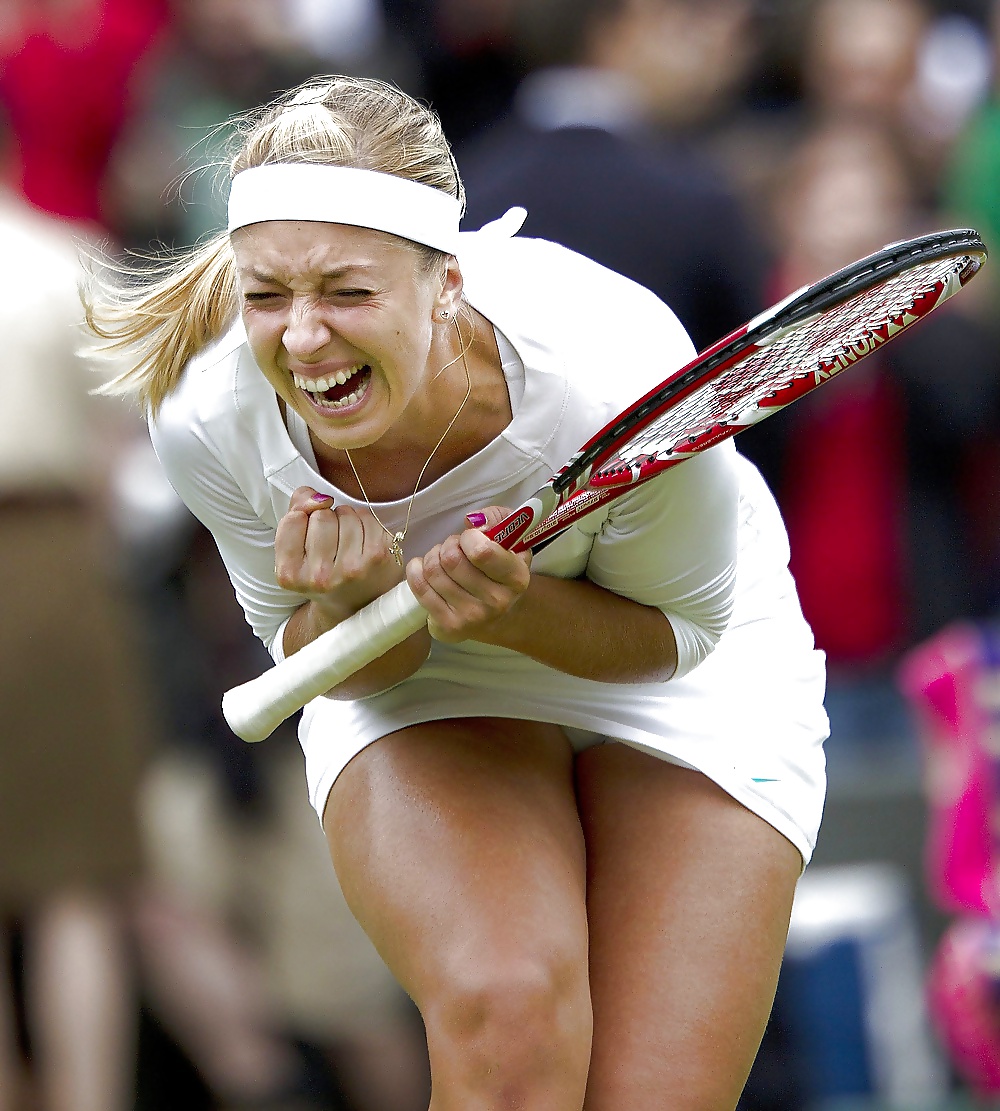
[148, 414, 300, 655]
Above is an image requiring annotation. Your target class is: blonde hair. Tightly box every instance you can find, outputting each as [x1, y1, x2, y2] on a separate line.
[86, 75, 465, 416]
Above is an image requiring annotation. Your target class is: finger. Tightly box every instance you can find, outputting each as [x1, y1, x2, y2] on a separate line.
[276, 489, 337, 582]
[295, 505, 378, 593]
[405, 552, 446, 614]
[464, 505, 513, 531]
[356, 511, 401, 565]
[288, 486, 336, 515]
[426, 531, 529, 607]
[408, 542, 482, 606]
[416, 539, 519, 631]
[301, 505, 384, 558]
[463, 505, 533, 573]
[276, 509, 342, 594]
[339, 507, 404, 571]
[423, 535, 488, 598]
[459, 528, 532, 587]
[316, 506, 369, 573]
[312, 507, 406, 598]
[413, 558, 512, 643]
[274, 508, 313, 585]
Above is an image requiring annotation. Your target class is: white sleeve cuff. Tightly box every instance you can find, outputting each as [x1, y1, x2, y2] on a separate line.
[268, 615, 292, 665]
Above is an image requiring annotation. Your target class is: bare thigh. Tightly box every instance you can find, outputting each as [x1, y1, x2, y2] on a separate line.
[324, 718, 593, 1111]
[576, 743, 802, 1111]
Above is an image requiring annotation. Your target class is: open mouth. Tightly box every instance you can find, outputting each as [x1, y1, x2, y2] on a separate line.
[292, 364, 372, 410]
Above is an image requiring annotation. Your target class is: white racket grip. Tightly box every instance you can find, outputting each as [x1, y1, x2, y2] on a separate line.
[222, 580, 427, 743]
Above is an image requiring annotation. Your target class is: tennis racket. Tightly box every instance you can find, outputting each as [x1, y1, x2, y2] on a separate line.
[223, 227, 987, 742]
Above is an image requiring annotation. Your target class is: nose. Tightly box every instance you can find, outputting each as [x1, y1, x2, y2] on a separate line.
[282, 297, 330, 359]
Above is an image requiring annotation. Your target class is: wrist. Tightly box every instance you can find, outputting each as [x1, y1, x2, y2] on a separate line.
[308, 595, 357, 630]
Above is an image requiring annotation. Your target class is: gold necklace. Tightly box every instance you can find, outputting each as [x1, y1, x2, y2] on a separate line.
[345, 318, 473, 567]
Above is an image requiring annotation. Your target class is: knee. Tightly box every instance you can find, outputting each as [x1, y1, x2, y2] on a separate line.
[424, 947, 592, 1104]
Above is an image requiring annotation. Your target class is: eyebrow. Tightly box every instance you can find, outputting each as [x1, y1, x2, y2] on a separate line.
[241, 262, 378, 283]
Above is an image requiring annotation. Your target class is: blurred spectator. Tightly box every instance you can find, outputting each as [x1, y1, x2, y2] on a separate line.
[0, 21, 346, 1103]
[715, 0, 980, 218]
[0, 170, 148, 1111]
[106, 0, 323, 250]
[753, 0, 992, 207]
[799, 0, 929, 131]
[805, 0, 996, 197]
[109, 0, 417, 252]
[458, 0, 768, 351]
[912, 11, 993, 174]
[109, 489, 338, 1110]
[738, 118, 1000, 755]
[943, 0, 1000, 316]
[380, 0, 522, 145]
[118, 476, 431, 1110]
[0, 0, 170, 238]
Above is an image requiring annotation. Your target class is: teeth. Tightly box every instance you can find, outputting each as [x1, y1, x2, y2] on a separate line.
[292, 364, 365, 393]
[320, 390, 361, 410]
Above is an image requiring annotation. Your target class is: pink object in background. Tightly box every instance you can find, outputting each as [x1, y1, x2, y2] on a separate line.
[899, 623, 997, 918]
[927, 917, 1000, 1095]
[900, 622, 1000, 1094]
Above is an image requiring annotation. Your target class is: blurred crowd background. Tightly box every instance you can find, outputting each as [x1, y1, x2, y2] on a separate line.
[5, 0, 1000, 1108]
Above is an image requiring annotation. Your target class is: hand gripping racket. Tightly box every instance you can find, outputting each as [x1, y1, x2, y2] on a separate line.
[223, 227, 987, 742]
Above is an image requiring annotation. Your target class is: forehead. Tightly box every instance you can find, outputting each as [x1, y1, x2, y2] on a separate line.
[231, 220, 422, 281]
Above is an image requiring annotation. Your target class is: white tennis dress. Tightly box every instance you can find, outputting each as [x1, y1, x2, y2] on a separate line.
[151, 221, 829, 864]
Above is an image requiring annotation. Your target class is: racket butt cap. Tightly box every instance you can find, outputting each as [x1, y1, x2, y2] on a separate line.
[222, 687, 278, 743]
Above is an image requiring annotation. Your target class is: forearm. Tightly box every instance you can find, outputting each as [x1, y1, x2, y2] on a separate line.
[283, 599, 432, 700]
[477, 573, 679, 684]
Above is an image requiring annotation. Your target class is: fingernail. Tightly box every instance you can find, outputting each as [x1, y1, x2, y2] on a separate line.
[312, 492, 333, 502]
[466, 512, 487, 527]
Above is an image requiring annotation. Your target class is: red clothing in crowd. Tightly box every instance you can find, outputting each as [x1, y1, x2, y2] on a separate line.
[0, 0, 169, 228]
[780, 363, 909, 665]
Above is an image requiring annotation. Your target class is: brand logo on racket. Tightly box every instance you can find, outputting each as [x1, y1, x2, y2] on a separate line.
[824, 312, 915, 374]
[819, 274, 957, 379]
[493, 510, 534, 545]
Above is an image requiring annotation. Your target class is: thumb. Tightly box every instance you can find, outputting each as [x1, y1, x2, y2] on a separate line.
[289, 486, 335, 515]
[464, 505, 513, 530]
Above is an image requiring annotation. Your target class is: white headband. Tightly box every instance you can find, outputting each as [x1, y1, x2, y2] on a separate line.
[227, 163, 462, 254]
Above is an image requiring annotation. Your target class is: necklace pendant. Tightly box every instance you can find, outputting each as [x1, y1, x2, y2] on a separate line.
[390, 532, 406, 568]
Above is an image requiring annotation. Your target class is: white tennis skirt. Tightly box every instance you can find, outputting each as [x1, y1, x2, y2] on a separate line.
[297, 468, 829, 866]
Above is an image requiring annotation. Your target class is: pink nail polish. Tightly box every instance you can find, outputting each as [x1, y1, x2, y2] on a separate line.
[466, 512, 487, 527]
[312, 492, 333, 502]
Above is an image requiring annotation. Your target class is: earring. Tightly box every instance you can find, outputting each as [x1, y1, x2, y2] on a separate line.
[440, 309, 450, 320]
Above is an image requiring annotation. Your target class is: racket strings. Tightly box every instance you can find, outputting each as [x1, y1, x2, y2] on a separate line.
[601, 254, 968, 469]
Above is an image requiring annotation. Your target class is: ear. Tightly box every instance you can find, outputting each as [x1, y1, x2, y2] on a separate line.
[433, 255, 464, 321]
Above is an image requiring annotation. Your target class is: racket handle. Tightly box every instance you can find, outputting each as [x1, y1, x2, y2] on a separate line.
[221, 581, 427, 743]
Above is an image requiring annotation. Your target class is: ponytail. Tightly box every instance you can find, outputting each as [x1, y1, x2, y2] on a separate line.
[85, 233, 238, 417]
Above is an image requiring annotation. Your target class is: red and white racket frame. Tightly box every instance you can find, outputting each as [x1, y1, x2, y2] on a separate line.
[493, 230, 986, 553]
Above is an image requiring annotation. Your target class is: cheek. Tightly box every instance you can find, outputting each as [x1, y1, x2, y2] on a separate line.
[242, 322, 291, 394]
[406, 310, 436, 355]
[243, 315, 283, 362]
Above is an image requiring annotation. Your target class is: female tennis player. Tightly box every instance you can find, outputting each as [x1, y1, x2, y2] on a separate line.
[88, 75, 828, 1111]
